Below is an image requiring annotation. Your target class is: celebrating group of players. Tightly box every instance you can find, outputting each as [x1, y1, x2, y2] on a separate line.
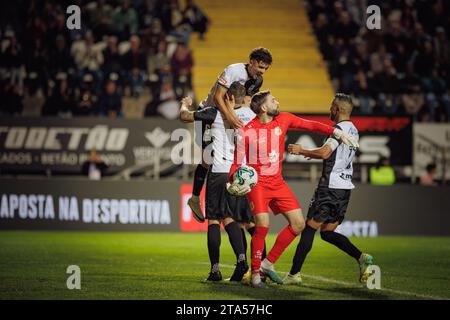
[179, 47, 373, 289]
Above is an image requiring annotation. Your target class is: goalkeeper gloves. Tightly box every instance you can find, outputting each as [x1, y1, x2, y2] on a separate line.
[226, 181, 251, 197]
[333, 128, 359, 148]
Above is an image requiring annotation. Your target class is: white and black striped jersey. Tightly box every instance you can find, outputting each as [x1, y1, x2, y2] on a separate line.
[199, 63, 263, 109]
[194, 106, 256, 173]
[319, 121, 359, 190]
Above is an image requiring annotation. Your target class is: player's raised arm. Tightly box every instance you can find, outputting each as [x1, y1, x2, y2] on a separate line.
[286, 113, 359, 148]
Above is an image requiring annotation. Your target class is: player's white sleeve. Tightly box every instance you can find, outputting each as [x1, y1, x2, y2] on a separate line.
[217, 65, 237, 88]
[324, 138, 339, 152]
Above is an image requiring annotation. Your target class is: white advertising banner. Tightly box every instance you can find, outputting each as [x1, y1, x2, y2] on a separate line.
[414, 124, 450, 180]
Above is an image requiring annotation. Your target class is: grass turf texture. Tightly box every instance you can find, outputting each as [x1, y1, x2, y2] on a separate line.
[0, 231, 449, 300]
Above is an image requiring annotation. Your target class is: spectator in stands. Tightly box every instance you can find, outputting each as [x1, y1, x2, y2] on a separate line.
[88, 0, 114, 40]
[434, 27, 450, 72]
[171, 41, 193, 98]
[72, 74, 98, 116]
[22, 72, 46, 116]
[0, 75, 23, 115]
[2, 32, 25, 90]
[121, 35, 147, 95]
[102, 36, 122, 81]
[138, 0, 157, 30]
[183, 0, 209, 40]
[42, 73, 75, 117]
[419, 163, 438, 186]
[24, 37, 48, 90]
[113, 0, 139, 41]
[370, 157, 396, 186]
[71, 31, 104, 87]
[46, 13, 71, 50]
[141, 18, 166, 55]
[148, 40, 171, 79]
[98, 79, 122, 118]
[49, 35, 74, 78]
[150, 79, 179, 120]
[401, 83, 425, 120]
[167, 1, 193, 45]
[82, 149, 108, 180]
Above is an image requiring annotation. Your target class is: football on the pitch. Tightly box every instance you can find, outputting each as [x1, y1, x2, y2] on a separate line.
[233, 165, 258, 189]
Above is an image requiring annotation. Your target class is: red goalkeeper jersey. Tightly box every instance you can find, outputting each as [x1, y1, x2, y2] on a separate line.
[229, 112, 334, 185]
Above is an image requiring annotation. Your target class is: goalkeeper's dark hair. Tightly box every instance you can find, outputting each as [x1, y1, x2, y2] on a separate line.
[227, 81, 246, 105]
[250, 90, 271, 114]
[249, 47, 273, 65]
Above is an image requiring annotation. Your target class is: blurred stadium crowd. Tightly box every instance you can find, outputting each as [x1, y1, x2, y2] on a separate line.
[307, 0, 450, 122]
[0, 0, 208, 119]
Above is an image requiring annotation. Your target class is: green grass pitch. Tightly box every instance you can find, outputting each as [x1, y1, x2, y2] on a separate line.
[0, 231, 449, 300]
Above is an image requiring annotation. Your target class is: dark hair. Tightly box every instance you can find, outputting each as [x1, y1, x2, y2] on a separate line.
[228, 82, 246, 104]
[249, 47, 273, 65]
[426, 163, 437, 173]
[334, 93, 353, 106]
[250, 90, 271, 114]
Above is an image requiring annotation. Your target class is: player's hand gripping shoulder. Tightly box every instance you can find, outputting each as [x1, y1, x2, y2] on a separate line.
[332, 128, 359, 148]
[224, 94, 236, 110]
[226, 180, 251, 197]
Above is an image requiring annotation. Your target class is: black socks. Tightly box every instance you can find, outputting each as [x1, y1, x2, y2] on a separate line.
[207, 224, 221, 271]
[192, 164, 209, 196]
[290, 224, 317, 275]
[320, 231, 362, 261]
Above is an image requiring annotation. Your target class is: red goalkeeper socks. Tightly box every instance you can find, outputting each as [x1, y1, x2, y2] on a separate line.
[266, 225, 299, 264]
[251, 226, 269, 273]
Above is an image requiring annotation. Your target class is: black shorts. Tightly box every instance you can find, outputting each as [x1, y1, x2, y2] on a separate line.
[205, 172, 253, 223]
[307, 187, 351, 224]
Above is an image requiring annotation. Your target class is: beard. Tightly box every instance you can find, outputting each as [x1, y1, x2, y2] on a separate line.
[330, 112, 337, 121]
[267, 109, 280, 116]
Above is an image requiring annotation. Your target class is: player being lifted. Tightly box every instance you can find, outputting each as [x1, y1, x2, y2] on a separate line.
[188, 48, 272, 223]
[180, 82, 256, 282]
[284, 93, 373, 285]
[228, 91, 359, 288]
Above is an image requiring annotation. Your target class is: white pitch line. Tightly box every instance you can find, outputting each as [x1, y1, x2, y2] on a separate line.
[198, 262, 448, 300]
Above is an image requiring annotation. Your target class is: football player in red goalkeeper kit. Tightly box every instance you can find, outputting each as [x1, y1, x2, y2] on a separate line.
[228, 91, 359, 288]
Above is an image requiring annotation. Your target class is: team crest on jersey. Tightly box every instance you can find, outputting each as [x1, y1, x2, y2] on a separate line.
[274, 127, 282, 136]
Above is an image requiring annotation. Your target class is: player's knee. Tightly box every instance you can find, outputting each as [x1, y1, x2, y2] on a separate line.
[223, 217, 234, 226]
[290, 220, 305, 234]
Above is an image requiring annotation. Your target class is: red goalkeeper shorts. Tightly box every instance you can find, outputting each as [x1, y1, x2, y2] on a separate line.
[246, 180, 301, 215]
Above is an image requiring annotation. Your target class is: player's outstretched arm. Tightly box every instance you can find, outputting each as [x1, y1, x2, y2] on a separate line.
[179, 96, 195, 123]
[288, 143, 333, 160]
[286, 113, 334, 135]
[286, 113, 359, 148]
